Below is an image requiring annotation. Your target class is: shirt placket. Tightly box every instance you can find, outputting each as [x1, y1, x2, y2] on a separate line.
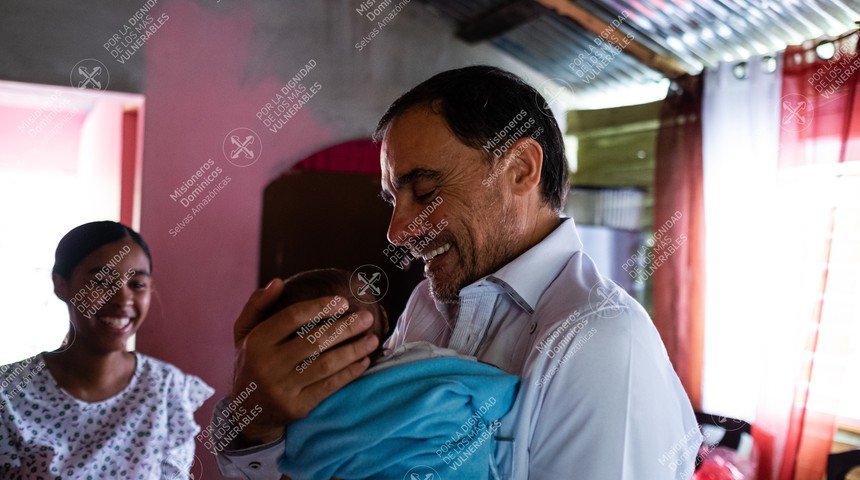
[446, 285, 500, 356]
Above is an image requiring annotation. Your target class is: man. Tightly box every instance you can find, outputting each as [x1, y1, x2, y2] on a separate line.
[215, 66, 702, 479]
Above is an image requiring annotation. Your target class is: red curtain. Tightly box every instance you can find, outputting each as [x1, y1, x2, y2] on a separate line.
[756, 31, 860, 480]
[653, 74, 705, 409]
[780, 33, 860, 169]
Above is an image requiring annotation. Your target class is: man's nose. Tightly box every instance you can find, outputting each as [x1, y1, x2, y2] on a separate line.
[387, 203, 426, 246]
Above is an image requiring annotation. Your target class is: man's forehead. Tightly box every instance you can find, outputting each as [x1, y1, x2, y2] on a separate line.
[382, 132, 457, 175]
[379, 107, 471, 194]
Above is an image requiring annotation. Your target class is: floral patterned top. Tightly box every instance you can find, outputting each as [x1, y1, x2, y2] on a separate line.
[0, 352, 213, 479]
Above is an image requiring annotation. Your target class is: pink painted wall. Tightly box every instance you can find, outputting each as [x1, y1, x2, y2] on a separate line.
[136, 3, 335, 476]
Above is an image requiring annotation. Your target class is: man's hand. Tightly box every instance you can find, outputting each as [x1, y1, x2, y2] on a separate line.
[230, 279, 378, 446]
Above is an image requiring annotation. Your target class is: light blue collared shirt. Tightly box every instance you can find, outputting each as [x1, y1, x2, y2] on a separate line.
[216, 218, 702, 479]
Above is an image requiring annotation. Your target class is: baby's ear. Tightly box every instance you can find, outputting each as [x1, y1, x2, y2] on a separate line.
[379, 306, 390, 336]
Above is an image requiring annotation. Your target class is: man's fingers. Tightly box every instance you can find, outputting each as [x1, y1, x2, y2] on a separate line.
[285, 312, 377, 379]
[251, 295, 354, 346]
[300, 356, 372, 413]
[234, 278, 285, 345]
[301, 329, 377, 376]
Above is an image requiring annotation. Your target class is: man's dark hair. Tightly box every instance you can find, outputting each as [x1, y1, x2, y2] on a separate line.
[373, 65, 569, 212]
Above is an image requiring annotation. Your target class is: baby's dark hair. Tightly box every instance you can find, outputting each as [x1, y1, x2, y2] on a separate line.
[270, 268, 389, 357]
[53, 221, 151, 280]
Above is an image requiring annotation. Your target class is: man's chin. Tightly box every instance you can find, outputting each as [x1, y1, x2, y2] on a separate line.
[427, 278, 461, 304]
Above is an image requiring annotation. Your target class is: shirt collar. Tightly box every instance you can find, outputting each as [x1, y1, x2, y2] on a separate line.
[484, 217, 582, 313]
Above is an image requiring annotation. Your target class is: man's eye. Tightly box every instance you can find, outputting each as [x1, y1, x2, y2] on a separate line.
[415, 189, 436, 202]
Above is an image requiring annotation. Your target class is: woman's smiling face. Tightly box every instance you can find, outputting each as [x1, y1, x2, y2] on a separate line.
[54, 238, 152, 354]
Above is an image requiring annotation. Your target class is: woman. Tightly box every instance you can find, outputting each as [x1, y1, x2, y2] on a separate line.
[0, 221, 213, 479]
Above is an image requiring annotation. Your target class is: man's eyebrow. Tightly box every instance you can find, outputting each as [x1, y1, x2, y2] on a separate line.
[379, 168, 442, 204]
[394, 168, 442, 189]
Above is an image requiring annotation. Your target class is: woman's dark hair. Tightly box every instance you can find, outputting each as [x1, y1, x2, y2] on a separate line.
[52, 221, 152, 280]
[373, 65, 569, 212]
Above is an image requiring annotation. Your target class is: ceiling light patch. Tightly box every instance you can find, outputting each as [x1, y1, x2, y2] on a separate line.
[682, 32, 698, 46]
[667, 36, 685, 51]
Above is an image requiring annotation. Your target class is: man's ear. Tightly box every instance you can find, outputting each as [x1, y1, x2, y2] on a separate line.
[501, 137, 543, 198]
[52, 273, 69, 302]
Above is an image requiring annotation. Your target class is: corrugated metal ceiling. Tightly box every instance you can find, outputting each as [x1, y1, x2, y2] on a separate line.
[421, 0, 860, 98]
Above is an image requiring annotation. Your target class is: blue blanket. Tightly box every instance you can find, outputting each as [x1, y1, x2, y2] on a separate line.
[280, 357, 520, 480]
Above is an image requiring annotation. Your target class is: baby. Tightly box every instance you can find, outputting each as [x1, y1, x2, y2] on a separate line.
[273, 268, 520, 480]
[268, 268, 389, 364]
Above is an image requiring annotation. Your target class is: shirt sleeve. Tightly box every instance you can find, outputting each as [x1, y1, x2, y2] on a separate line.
[526, 305, 702, 479]
[0, 361, 25, 475]
[162, 372, 214, 479]
[210, 397, 285, 480]
[0, 397, 21, 474]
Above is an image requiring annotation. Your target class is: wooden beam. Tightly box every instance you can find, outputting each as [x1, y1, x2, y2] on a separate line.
[532, 0, 688, 78]
[457, 0, 545, 43]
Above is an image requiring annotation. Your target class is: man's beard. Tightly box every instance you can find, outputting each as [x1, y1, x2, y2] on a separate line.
[427, 192, 519, 304]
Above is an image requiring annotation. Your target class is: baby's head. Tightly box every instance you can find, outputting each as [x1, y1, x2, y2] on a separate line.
[271, 268, 389, 361]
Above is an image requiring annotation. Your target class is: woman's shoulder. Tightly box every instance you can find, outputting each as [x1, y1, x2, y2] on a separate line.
[133, 353, 214, 411]
[0, 354, 51, 412]
[0, 354, 49, 390]
[0, 354, 47, 379]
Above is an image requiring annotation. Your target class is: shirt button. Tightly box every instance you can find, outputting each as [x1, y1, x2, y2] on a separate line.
[528, 322, 537, 334]
[249, 461, 261, 470]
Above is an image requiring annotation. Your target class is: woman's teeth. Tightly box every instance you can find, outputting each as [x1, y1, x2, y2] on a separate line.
[98, 317, 131, 329]
[422, 243, 451, 261]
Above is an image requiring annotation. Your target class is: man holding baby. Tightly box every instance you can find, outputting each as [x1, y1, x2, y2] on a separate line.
[216, 66, 701, 479]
